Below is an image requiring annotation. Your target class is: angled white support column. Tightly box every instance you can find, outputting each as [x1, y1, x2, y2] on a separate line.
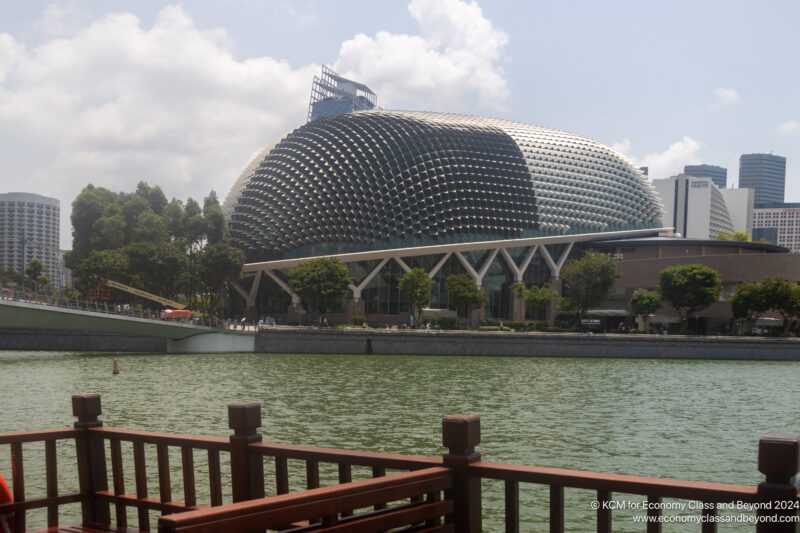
[232, 281, 249, 300]
[500, 245, 539, 282]
[246, 270, 263, 307]
[349, 257, 389, 300]
[264, 269, 301, 304]
[428, 252, 452, 278]
[540, 241, 574, 279]
[454, 248, 499, 288]
[393, 256, 411, 273]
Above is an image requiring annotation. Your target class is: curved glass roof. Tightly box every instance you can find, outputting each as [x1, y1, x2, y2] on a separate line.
[229, 111, 664, 261]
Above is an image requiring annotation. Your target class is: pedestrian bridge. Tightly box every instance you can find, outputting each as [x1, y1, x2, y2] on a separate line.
[0, 298, 255, 353]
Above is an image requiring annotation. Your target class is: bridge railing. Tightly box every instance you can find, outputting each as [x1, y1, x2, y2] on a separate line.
[0, 291, 233, 327]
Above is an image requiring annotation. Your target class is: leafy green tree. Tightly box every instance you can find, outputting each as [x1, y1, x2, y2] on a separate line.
[399, 267, 434, 326]
[70, 185, 118, 261]
[131, 211, 169, 243]
[203, 191, 228, 244]
[197, 242, 245, 318]
[0, 267, 18, 287]
[135, 181, 168, 215]
[760, 276, 800, 331]
[288, 257, 353, 316]
[164, 199, 186, 241]
[729, 282, 768, 333]
[510, 282, 558, 320]
[89, 214, 126, 250]
[25, 259, 50, 292]
[445, 273, 486, 317]
[716, 231, 751, 242]
[120, 195, 152, 242]
[630, 289, 661, 329]
[560, 252, 620, 324]
[77, 250, 130, 288]
[125, 242, 188, 300]
[658, 264, 721, 332]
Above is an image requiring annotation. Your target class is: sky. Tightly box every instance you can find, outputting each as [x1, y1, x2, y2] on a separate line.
[1, 0, 798, 249]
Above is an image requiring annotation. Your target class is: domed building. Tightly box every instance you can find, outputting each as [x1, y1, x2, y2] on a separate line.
[225, 111, 668, 323]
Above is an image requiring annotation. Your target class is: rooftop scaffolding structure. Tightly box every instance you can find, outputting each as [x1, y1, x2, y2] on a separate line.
[307, 65, 377, 122]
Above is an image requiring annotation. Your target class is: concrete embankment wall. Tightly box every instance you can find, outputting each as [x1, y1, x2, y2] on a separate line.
[255, 328, 800, 361]
[0, 328, 167, 352]
[0, 329, 256, 353]
[3, 327, 799, 360]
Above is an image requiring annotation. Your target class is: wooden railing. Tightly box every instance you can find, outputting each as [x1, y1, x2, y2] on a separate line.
[158, 467, 453, 533]
[1, 394, 799, 532]
[0, 428, 82, 531]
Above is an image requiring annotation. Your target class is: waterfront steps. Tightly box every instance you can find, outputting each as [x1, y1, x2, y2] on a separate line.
[1, 394, 799, 532]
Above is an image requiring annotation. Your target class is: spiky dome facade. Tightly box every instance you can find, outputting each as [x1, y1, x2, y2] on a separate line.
[226, 111, 663, 261]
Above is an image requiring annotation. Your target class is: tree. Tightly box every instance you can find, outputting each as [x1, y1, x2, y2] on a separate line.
[288, 257, 353, 316]
[203, 191, 228, 244]
[0, 267, 17, 287]
[716, 231, 751, 242]
[658, 264, 721, 332]
[510, 282, 558, 320]
[445, 273, 486, 317]
[25, 259, 50, 292]
[399, 267, 434, 326]
[630, 289, 661, 329]
[77, 250, 130, 289]
[760, 276, 800, 331]
[197, 242, 245, 319]
[560, 252, 620, 324]
[729, 282, 768, 333]
[70, 185, 118, 261]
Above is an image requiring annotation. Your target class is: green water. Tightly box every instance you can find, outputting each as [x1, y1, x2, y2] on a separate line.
[1, 351, 799, 531]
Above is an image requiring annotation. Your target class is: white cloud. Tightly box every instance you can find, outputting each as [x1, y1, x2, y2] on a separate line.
[335, 0, 510, 112]
[0, 1, 512, 247]
[710, 87, 741, 109]
[612, 136, 701, 179]
[611, 138, 632, 155]
[0, 5, 317, 246]
[778, 120, 799, 135]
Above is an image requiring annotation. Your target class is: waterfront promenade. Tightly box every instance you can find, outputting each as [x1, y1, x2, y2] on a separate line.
[2, 294, 799, 359]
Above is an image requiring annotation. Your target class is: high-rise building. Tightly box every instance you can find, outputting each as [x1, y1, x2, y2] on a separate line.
[0, 192, 61, 287]
[307, 65, 377, 122]
[651, 174, 734, 238]
[719, 188, 754, 236]
[752, 202, 800, 252]
[684, 164, 727, 189]
[739, 153, 786, 204]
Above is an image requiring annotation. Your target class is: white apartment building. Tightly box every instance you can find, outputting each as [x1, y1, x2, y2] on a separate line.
[752, 203, 800, 252]
[720, 187, 754, 236]
[0, 192, 61, 287]
[652, 174, 735, 238]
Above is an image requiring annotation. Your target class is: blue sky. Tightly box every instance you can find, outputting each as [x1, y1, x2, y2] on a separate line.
[1, 0, 798, 247]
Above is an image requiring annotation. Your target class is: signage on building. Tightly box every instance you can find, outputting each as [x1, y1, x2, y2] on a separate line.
[691, 181, 709, 188]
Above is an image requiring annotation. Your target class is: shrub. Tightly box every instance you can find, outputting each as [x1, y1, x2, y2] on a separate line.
[352, 315, 366, 326]
[437, 317, 458, 330]
[534, 320, 550, 331]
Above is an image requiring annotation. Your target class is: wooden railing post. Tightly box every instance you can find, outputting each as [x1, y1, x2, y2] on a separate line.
[756, 433, 800, 533]
[228, 402, 265, 502]
[72, 393, 110, 524]
[442, 414, 481, 533]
